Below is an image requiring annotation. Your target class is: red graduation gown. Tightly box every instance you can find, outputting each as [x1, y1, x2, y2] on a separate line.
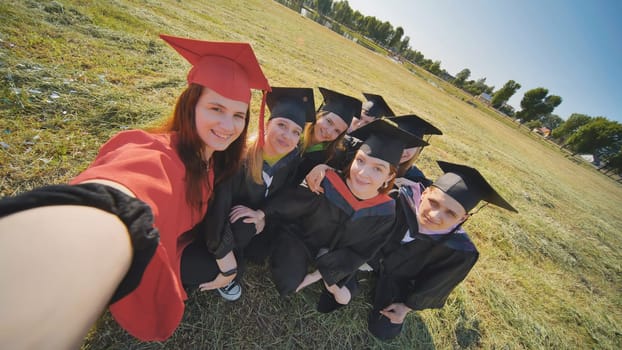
[72, 130, 212, 341]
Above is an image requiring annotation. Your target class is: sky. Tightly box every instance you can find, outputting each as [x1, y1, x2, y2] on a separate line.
[346, 0, 622, 123]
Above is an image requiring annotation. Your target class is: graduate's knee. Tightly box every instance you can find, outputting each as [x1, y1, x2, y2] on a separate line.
[333, 290, 351, 305]
[230, 219, 257, 249]
[270, 261, 304, 297]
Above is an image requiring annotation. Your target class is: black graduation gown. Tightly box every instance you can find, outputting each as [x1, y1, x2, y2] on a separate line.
[205, 149, 301, 250]
[292, 145, 330, 186]
[181, 150, 301, 286]
[371, 185, 479, 311]
[265, 170, 396, 295]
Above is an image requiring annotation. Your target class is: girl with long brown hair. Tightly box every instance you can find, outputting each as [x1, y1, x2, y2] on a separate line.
[180, 87, 315, 301]
[0, 34, 270, 346]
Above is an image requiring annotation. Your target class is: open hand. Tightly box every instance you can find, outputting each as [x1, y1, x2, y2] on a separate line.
[305, 164, 332, 194]
[229, 205, 265, 234]
[379, 303, 411, 324]
[199, 272, 236, 291]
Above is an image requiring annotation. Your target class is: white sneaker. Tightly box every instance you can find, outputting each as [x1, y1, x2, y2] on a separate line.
[217, 281, 242, 301]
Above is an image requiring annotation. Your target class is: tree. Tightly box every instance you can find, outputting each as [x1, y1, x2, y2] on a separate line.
[453, 68, 470, 87]
[351, 10, 364, 30]
[411, 50, 425, 65]
[491, 80, 521, 108]
[362, 16, 380, 39]
[463, 77, 491, 96]
[525, 119, 543, 130]
[551, 113, 592, 141]
[316, 0, 333, 16]
[540, 114, 563, 130]
[498, 104, 515, 117]
[515, 87, 562, 123]
[565, 118, 622, 156]
[425, 60, 442, 75]
[601, 149, 622, 175]
[388, 26, 404, 49]
[331, 0, 353, 27]
[398, 36, 410, 54]
[377, 21, 394, 45]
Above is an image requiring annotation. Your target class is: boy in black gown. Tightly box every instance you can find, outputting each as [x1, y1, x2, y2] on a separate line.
[367, 161, 517, 340]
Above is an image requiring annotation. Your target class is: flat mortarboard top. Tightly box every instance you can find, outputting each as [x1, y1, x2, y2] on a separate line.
[349, 118, 428, 166]
[159, 34, 270, 104]
[433, 161, 517, 213]
[388, 114, 443, 138]
[362, 93, 395, 118]
[160, 34, 272, 146]
[318, 87, 362, 126]
[266, 87, 315, 129]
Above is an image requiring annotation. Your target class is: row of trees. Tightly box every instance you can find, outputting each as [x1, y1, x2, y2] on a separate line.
[289, 0, 445, 73]
[277, 0, 622, 175]
[552, 115, 622, 172]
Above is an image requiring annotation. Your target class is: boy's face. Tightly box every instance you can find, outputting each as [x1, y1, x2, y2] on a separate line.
[417, 186, 469, 231]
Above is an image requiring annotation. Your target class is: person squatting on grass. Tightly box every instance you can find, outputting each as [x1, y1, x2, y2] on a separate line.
[327, 161, 517, 340]
[180, 87, 315, 301]
[0, 34, 270, 347]
[233, 119, 426, 311]
[305, 113, 440, 192]
[347, 92, 395, 133]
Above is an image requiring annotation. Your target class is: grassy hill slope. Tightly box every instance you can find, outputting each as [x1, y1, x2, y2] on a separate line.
[1, 1, 620, 348]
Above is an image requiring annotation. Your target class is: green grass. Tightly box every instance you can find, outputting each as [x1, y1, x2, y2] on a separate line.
[1, 0, 621, 349]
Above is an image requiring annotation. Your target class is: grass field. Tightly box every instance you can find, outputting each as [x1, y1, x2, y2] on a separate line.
[1, 1, 621, 349]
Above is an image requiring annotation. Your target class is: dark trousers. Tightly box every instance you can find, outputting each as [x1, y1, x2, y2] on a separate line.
[180, 239, 221, 292]
[180, 220, 263, 292]
[269, 229, 311, 296]
[244, 222, 279, 265]
[368, 273, 409, 341]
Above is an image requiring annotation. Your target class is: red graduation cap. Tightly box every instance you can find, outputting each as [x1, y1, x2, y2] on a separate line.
[160, 34, 272, 145]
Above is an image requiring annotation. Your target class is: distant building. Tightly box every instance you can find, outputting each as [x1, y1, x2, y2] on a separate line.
[477, 93, 492, 105]
[533, 127, 551, 138]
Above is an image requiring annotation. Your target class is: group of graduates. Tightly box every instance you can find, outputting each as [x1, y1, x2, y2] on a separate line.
[0, 34, 516, 348]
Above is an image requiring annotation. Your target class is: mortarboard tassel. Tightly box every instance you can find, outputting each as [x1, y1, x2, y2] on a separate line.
[258, 90, 267, 148]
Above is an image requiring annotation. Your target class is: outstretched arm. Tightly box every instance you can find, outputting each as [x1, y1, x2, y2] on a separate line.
[0, 205, 132, 349]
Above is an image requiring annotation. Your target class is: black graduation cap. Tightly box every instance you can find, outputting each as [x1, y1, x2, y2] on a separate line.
[266, 87, 315, 129]
[318, 87, 362, 126]
[388, 114, 443, 138]
[433, 161, 518, 213]
[362, 93, 395, 118]
[349, 118, 428, 166]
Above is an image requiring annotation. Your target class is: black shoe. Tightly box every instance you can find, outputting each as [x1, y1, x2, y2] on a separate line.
[316, 290, 344, 313]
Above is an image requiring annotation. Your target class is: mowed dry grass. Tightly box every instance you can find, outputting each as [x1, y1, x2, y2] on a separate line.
[1, 0, 621, 348]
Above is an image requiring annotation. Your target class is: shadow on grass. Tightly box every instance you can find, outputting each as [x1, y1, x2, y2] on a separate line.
[397, 313, 436, 350]
[83, 264, 446, 349]
[455, 313, 481, 348]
